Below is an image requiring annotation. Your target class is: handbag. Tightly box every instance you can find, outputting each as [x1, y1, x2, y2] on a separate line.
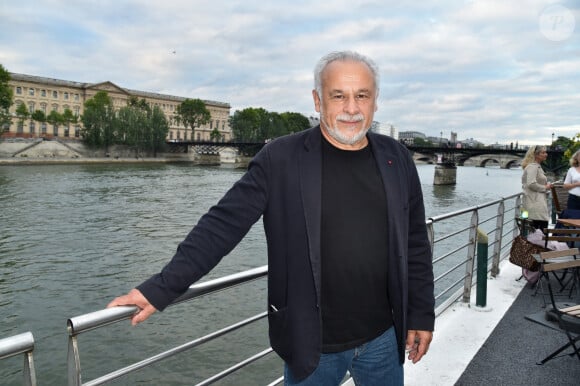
[509, 235, 549, 271]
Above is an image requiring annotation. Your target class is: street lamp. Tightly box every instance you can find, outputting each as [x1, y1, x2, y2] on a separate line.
[440, 131, 443, 146]
[552, 132, 555, 145]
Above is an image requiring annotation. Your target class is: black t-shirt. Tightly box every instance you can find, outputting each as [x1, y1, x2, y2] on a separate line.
[321, 136, 393, 353]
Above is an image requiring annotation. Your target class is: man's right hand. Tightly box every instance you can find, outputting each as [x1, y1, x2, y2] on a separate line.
[107, 288, 157, 326]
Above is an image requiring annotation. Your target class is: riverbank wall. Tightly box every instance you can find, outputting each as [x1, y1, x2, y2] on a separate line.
[0, 139, 251, 167]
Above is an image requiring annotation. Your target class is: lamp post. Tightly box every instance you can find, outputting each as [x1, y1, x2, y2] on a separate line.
[552, 132, 555, 145]
[440, 131, 443, 146]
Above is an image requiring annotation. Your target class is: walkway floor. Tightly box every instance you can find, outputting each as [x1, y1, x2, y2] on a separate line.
[404, 260, 580, 385]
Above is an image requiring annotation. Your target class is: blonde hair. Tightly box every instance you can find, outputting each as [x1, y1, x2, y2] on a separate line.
[522, 145, 546, 169]
[570, 149, 580, 167]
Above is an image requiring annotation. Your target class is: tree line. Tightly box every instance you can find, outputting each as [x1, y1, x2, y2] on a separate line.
[1, 63, 312, 153]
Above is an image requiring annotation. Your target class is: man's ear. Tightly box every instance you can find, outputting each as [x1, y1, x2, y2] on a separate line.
[312, 90, 321, 113]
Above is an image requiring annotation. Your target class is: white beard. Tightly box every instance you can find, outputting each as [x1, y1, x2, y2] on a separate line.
[320, 112, 369, 146]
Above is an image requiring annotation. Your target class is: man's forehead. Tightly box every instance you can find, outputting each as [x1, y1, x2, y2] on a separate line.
[322, 61, 374, 86]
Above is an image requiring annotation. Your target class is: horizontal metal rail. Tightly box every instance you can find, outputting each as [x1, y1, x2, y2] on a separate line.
[0, 332, 37, 386]
[3, 192, 530, 386]
[83, 313, 268, 386]
[67, 266, 269, 386]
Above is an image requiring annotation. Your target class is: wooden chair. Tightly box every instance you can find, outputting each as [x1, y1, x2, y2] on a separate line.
[534, 247, 579, 304]
[551, 182, 569, 216]
[536, 253, 580, 365]
[543, 228, 580, 248]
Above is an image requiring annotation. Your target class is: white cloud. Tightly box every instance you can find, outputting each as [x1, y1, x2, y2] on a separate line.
[1, 0, 578, 145]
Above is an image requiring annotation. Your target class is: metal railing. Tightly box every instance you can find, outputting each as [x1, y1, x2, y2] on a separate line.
[1, 193, 525, 385]
[0, 332, 37, 386]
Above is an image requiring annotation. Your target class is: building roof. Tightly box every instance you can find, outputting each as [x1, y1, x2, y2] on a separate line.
[9, 72, 230, 108]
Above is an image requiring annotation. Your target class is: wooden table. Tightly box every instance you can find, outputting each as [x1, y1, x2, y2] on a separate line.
[557, 218, 580, 228]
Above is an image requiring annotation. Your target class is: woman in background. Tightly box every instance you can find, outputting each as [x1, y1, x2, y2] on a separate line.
[521, 145, 552, 231]
[563, 149, 580, 210]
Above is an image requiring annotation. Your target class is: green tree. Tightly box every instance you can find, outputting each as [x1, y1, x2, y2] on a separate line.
[414, 137, 434, 147]
[31, 110, 46, 135]
[31, 109, 46, 123]
[230, 108, 309, 142]
[230, 107, 267, 142]
[61, 108, 77, 137]
[175, 98, 211, 141]
[280, 112, 310, 134]
[149, 105, 169, 156]
[46, 110, 64, 136]
[81, 91, 116, 150]
[117, 103, 148, 153]
[210, 128, 222, 141]
[117, 101, 168, 157]
[0, 64, 13, 130]
[15, 102, 29, 133]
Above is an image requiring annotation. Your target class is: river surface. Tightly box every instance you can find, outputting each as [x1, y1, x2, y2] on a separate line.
[0, 163, 522, 385]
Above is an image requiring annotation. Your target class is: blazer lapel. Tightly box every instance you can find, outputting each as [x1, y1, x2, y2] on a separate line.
[299, 126, 323, 303]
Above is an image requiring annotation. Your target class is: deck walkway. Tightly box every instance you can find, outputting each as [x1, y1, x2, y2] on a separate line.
[403, 260, 580, 385]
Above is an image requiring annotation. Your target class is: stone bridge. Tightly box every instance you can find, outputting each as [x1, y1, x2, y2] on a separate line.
[412, 152, 522, 169]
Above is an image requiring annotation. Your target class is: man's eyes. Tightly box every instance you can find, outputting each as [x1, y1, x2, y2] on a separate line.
[331, 94, 371, 100]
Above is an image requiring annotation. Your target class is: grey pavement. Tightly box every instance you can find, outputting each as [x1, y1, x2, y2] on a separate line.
[455, 276, 580, 386]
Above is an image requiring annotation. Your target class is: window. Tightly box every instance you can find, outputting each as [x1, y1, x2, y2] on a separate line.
[29, 122, 35, 134]
[41, 89, 46, 97]
[52, 90, 58, 98]
[73, 106, 80, 117]
[64, 127, 69, 137]
[64, 92, 69, 100]
[75, 126, 80, 137]
[29, 88, 35, 96]
[52, 104, 58, 112]
[53, 125, 59, 137]
[28, 102, 35, 113]
[16, 86, 22, 94]
[41, 103, 47, 114]
[41, 123, 47, 134]
[74, 93, 79, 101]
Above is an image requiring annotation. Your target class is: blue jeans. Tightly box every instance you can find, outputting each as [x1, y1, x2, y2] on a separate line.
[284, 327, 403, 386]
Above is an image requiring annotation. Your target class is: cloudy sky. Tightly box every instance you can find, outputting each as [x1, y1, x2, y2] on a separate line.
[1, 0, 578, 145]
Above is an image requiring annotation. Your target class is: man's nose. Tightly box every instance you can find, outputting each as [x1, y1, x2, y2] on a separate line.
[343, 96, 360, 115]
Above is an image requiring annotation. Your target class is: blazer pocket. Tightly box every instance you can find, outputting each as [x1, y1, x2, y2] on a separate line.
[267, 306, 292, 362]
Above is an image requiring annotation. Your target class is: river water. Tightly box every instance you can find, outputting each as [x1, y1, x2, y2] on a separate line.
[0, 163, 522, 385]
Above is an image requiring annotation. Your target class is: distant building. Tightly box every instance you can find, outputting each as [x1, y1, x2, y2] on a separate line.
[308, 116, 320, 127]
[460, 138, 484, 148]
[373, 122, 398, 139]
[4, 73, 232, 142]
[399, 131, 426, 145]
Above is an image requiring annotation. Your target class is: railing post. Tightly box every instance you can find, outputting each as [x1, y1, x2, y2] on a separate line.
[491, 200, 504, 277]
[513, 195, 523, 239]
[476, 228, 488, 307]
[463, 210, 479, 303]
[0, 332, 37, 386]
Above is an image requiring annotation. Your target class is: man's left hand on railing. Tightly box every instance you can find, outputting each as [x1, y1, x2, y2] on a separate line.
[107, 288, 157, 326]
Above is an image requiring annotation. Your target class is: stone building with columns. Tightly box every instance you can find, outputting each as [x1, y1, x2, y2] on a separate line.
[3, 73, 231, 142]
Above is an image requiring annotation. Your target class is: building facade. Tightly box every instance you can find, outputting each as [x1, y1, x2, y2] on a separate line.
[4, 73, 232, 142]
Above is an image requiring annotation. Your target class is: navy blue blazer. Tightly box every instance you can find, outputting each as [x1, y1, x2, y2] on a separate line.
[138, 126, 435, 380]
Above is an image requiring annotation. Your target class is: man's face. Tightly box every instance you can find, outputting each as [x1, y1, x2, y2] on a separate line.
[312, 60, 378, 149]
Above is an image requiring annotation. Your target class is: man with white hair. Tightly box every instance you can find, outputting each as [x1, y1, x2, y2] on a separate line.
[109, 51, 435, 385]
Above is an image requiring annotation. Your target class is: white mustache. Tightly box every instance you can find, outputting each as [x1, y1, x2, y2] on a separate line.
[336, 114, 364, 122]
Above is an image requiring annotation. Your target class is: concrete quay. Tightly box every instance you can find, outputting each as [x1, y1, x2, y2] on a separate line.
[0, 139, 242, 166]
